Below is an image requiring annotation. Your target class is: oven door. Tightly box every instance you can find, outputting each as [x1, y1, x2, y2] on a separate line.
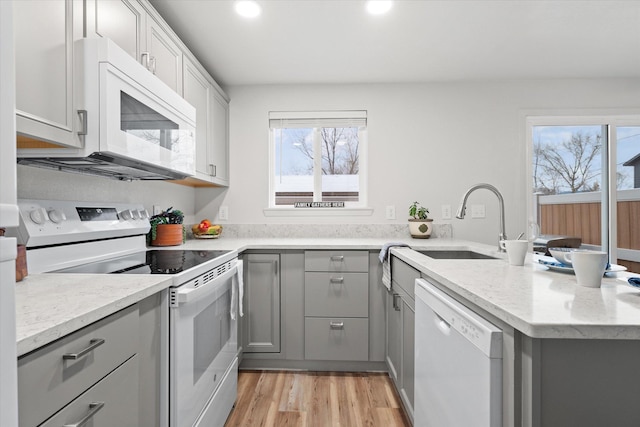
[169, 264, 237, 427]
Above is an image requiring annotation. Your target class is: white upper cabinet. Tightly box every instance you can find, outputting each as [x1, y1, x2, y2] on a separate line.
[87, 0, 182, 93]
[183, 56, 230, 186]
[210, 89, 230, 186]
[15, 0, 84, 148]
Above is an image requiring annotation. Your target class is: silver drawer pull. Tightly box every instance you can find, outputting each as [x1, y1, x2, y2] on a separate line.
[330, 255, 344, 262]
[329, 321, 344, 330]
[63, 338, 105, 360]
[63, 401, 105, 427]
[329, 277, 344, 284]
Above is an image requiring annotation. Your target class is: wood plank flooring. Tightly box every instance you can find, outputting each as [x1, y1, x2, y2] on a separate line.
[224, 370, 411, 427]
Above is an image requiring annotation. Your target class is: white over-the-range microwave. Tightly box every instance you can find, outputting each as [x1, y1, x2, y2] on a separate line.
[18, 38, 196, 181]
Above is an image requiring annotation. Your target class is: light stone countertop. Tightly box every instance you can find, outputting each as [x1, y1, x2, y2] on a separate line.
[16, 236, 640, 356]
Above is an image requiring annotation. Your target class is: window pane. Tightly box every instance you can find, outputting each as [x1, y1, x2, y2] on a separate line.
[533, 125, 604, 248]
[273, 128, 314, 206]
[616, 127, 640, 269]
[320, 127, 359, 202]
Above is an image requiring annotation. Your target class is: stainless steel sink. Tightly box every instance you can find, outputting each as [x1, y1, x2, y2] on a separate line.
[413, 249, 497, 260]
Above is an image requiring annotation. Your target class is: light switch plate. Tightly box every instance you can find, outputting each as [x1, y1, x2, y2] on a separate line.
[441, 204, 451, 220]
[471, 204, 485, 218]
[385, 205, 396, 220]
[219, 206, 229, 221]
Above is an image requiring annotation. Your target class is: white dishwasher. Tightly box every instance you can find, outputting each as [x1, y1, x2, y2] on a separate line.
[414, 278, 502, 427]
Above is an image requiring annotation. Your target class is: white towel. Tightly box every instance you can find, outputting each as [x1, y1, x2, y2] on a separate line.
[378, 242, 410, 291]
[231, 259, 244, 320]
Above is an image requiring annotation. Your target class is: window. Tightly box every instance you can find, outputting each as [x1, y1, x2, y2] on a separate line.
[527, 116, 640, 273]
[268, 111, 368, 210]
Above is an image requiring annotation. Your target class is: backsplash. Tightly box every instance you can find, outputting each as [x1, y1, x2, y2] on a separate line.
[219, 223, 453, 239]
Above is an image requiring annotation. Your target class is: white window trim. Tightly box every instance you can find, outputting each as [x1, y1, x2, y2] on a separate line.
[267, 110, 370, 216]
[523, 110, 640, 264]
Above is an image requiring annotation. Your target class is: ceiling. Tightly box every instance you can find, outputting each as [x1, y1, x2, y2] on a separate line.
[149, 0, 640, 88]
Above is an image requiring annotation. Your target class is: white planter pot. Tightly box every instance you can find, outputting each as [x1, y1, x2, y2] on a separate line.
[409, 219, 433, 239]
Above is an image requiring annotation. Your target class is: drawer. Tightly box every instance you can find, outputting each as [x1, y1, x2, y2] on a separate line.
[391, 255, 421, 298]
[305, 250, 369, 272]
[18, 305, 139, 427]
[41, 355, 139, 427]
[304, 272, 368, 317]
[304, 317, 369, 361]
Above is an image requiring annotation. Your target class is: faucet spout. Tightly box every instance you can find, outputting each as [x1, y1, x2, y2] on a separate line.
[456, 183, 507, 251]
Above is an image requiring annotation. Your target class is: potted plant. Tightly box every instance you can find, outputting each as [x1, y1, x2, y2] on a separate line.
[409, 201, 433, 239]
[148, 207, 185, 246]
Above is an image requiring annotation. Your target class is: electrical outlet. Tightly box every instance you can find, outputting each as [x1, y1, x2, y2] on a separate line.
[471, 204, 486, 218]
[441, 204, 451, 220]
[153, 205, 162, 215]
[385, 205, 396, 220]
[219, 206, 229, 221]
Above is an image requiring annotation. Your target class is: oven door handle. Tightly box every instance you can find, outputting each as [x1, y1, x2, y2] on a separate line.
[175, 265, 237, 305]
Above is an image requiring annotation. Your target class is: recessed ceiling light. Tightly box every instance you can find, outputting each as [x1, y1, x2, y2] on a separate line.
[235, 0, 261, 18]
[366, 0, 393, 15]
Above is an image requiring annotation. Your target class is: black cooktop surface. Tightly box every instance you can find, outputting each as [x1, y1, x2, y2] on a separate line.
[54, 250, 231, 275]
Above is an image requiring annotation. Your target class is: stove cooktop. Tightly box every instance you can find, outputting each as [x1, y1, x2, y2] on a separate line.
[53, 250, 232, 275]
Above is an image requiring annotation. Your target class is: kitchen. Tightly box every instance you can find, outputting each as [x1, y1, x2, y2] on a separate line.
[2, 1, 640, 426]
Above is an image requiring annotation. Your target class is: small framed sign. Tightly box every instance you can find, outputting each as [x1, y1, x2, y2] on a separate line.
[294, 202, 345, 208]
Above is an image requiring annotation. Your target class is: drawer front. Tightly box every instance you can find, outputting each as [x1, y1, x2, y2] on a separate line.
[305, 250, 369, 272]
[41, 355, 139, 427]
[391, 256, 421, 298]
[18, 305, 139, 427]
[304, 272, 368, 317]
[304, 317, 369, 361]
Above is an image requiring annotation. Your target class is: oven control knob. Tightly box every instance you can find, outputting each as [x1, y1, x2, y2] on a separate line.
[29, 208, 48, 225]
[119, 209, 133, 221]
[138, 209, 150, 219]
[47, 209, 67, 224]
[130, 210, 140, 220]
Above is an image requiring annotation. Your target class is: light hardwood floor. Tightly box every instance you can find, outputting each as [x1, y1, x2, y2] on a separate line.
[224, 370, 411, 427]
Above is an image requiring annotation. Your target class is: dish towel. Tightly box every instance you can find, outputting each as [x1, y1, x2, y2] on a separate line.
[231, 259, 244, 320]
[379, 243, 410, 291]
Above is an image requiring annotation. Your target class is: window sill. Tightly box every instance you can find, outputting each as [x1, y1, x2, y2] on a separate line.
[263, 207, 374, 217]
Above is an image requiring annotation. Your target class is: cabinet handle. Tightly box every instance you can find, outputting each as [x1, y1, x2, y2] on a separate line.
[62, 338, 105, 360]
[63, 401, 105, 427]
[77, 110, 88, 136]
[141, 52, 150, 70]
[329, 321, 344, 330]
[393, 294, 401, 311]
[149, 56, 157, 75]
[329, 276, 344, 284]
[209, 164, 216, 177]
[330, 255, 344, 262]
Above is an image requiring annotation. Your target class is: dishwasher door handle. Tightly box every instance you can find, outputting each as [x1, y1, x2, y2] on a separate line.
[435, 314, 451, 335]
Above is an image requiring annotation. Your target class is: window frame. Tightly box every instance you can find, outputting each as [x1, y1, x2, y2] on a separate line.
[264, 111, 372, 217]
[525, 112, 640, 266]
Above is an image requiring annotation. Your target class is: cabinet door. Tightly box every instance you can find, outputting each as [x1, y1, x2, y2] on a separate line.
[210, 89, 230, 185]
[183, 57, 212, 179]
[243, 254, 280, 353]
[14, 0, 83, 148]
[88, 0, 146, 61]
[146, 16, 182, 93]
[401, 298, 415, 419]
[386, 291, 402, 384]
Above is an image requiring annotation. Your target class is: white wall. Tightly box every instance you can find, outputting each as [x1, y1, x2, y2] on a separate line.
[195, 79, 640, 246]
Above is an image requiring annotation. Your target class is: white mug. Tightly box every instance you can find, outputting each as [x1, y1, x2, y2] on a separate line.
[499, 240, 529, 266]
[566, 250, 608, 288]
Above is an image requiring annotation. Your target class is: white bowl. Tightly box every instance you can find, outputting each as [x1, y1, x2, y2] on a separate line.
[548, 247, 583, 266]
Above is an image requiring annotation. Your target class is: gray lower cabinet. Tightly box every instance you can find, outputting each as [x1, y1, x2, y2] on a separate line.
[242, 253, 281, 353]
[17, 293, 167, 427]
[240, 249, 385, 370]
[387, 255, 421, 424]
